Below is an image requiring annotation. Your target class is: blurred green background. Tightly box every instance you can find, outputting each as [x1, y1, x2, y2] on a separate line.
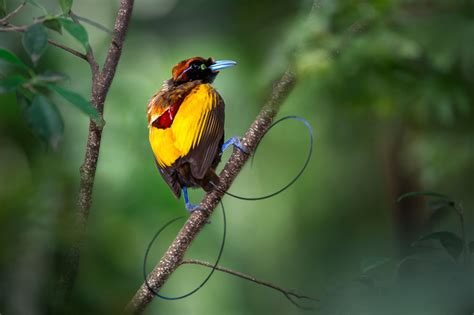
[1, 0, 473, 314]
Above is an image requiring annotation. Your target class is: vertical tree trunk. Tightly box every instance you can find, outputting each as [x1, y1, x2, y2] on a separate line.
[382, 122, 425, 254]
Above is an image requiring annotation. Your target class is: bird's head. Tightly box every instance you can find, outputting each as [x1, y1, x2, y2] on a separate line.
[171, 57, 236, 84]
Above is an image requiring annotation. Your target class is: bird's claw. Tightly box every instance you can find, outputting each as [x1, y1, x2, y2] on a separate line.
[221, 137, 249, 154]
[185, 203, 200, 213]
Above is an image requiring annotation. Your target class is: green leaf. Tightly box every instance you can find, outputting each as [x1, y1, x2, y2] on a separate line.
[0, 0, 6, 17]
[0, 75, 27, 94]
[20, 93, 64, 150]
[59, 18, 89, 51]
[418, 231, 463, 260]
[427, 199, 456, 211]
[59, 0, 73, 14]
[22, 24, 49, 65]
[36, 71, 69, 83]
[71, 13, 112, 35]
[26, 0, 48, 14]
[48, 84, 102, 124]
[43, 18, 63, 34]
[0, 48, 31, 71]
[397, 191, 454, 203]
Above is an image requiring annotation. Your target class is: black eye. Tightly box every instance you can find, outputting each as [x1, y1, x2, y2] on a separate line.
[190, 62, 207, 71]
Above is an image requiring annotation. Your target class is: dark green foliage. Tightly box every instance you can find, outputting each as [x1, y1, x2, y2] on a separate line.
[0, 46, 99, 149]
[417, 231, 464, 260]
[0, 0, 6, 17]
[0, 48, 32, 72]
[59, 0, 73, 14]
[339, 192, 474, 315]
[0, 0, 96, 149]
[0, 75, 27, 94]
[398, 192, 469, 260]
[398, 191, 454, 204]
[300, 0, 474, 128]
[25, 0, 48, 13]
[43, 18, 63, 34]
[59, 18, 89, 51]
[48, 84, 102, 125]
[36, 71, 69, 83]
[22, 24, 48, 65]
[19, 93, 64, 150]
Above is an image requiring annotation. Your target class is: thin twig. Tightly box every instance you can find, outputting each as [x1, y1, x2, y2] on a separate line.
[0, 24, 27, 31]
[47, 39, 88, 61]
[70, 10, 113, 35]
[0, 1, 26, 24]
[331, 17, 372, 57]
[0, 23, 87, 61]
[180, 259, 317, 309]
[1, 14, 49, 29]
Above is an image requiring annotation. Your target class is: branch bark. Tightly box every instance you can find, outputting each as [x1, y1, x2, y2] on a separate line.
[54, 0, 135, 310]
[180, 259, 317, 309]
[125, 69, 297, 314]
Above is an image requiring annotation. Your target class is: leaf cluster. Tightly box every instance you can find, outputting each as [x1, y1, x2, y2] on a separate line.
[0, 0, 100, 149]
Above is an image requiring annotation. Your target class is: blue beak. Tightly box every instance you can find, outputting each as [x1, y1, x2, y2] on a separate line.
[209, 60, 237, 71]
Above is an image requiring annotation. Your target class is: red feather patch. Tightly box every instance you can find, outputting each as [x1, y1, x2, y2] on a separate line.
[154, 102, 181, 129]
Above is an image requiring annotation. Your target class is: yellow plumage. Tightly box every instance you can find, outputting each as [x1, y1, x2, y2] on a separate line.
[149, 84, 217, 167]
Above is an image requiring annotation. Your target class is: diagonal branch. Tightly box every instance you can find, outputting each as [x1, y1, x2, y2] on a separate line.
[124, 2, 369, 313]
[124, 69, 297, 314]
[180, 259, 317, 309]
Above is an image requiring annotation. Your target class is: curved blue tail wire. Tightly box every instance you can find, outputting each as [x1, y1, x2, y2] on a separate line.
[212, 115, 313, 201]
[143, 115, 313, 301]
[143, 202, 226, 300]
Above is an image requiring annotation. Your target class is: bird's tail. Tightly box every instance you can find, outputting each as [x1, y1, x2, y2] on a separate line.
[201, 169, 220, 192]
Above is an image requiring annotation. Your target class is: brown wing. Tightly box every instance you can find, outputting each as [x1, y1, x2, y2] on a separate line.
[154, 158, 181, 198]
[184, 91, 225, 179]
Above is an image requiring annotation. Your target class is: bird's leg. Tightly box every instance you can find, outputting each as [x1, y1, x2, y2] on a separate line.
[182, 186, 199, 212]
[221, 137, 249, 154]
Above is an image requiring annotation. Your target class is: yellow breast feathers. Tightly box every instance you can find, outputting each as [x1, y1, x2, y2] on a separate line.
[148, 84, 218, 167]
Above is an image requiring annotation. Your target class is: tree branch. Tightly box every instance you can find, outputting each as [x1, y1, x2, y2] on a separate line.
[180, 259, 317, 309]
[123, 2, 372, 312]
[47, 39, 88, 61]
[54, 0, 135, 310]
[124, 69, 297, 314]
[0, 2, 26, 24]
[0, 24, 88, 61]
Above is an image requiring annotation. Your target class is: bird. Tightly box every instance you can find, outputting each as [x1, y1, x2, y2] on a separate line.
[147, 57, 247, 211]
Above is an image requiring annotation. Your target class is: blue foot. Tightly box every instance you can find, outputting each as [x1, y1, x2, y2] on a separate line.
[185, 203, 200, 212]
[221, 137, 249, 154]
[183, 186, 200, 212]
